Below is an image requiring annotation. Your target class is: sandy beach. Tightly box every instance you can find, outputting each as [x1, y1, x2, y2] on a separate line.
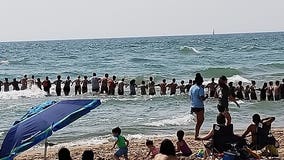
[14, 128, 283, 160]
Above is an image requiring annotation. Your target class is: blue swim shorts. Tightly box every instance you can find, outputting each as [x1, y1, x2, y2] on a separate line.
[115, 147, 128, 157]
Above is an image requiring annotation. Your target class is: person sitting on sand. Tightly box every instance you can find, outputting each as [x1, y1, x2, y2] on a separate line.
[58, 147, 72, 160]
[176, 130, 192, 157]
[111, 127, 129, 160]
[242, 114, 275, 150]
[145, 140, 159, 159]
[82, 149, 94, 160]
[154, 139, 177, 160]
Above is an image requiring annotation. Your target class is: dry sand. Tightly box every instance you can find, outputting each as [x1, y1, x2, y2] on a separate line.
[15, 128, 284, 160]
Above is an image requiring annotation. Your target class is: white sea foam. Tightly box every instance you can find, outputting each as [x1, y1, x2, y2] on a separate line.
[227, 75, 251, 84]
[145, 112, 194, 127]
[0, 85, 46, 100]
[0, 60, 9, 65]
[179, 46, 200, 53]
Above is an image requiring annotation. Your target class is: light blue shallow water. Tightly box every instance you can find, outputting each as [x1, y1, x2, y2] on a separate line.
[0, 32, 283, 145]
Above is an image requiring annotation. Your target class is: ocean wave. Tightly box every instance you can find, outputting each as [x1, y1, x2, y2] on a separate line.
[200, 47, 214, 51]
[0, 60, 9, 65]
[227, 75, 251, 84]
[0, 86, 46, 100]
[179, 46, 200, 53]
[257, 63, 284, 69]
[238, 45, 265, 52]
[144, 113, 194, 127]
[199, 67, 242, 78]
[129, 58, 157, 63]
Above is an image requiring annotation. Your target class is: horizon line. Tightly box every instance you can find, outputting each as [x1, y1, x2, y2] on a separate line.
[1, 30, 283, 43]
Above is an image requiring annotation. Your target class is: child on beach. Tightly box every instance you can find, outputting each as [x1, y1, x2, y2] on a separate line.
[111, 127, 129, 160]
[145, 140, 159, 159]
[176, 130, 192, 157]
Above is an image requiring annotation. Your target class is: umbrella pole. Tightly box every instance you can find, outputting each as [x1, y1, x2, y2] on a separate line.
[44, 139, 48, 160]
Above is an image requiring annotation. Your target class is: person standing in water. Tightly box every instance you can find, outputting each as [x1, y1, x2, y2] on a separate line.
[274, 80, 280, 101]
[35, 78, 42, 90]
[11, 78, 20, 91]
[178, 80, 186, 94]
[250, 80, 257, 100]
[20, 75, 28, 90]
[129, 79, 137, 95]
[72, 76, 82, 95]
[27, 75, 35, 89]
[53, 75, 63, 96]
[139, 80, 147, 95]
[100, 73, 109, 94]
[42, 76, 51, 96]
[216, 75, 240, 126]
[167, 78, 178, 95]
[82, 76, 90, 94]
[267, 81, 274, 101]
[91, 73, 100, 94]
[63, 76, 71, 96]
[206, 78, 218, 98]
[189, 73, 208, 139]
[148, 77, 156, 95]
[185, 79, 193, 93]
[3, 78, 10, 92]
[117, 78, 126, 95]
[157, 79, 167, 95]
[108, 75, 117, 95]
[280, 79, 284, 99]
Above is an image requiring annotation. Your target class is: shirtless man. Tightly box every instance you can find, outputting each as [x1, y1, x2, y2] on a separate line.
[185, 79, 193, 93]
[206, 78, 218, 97]
[242, 114, 275, 149]
[148, 77, 156, 95]
[167, 78, 178, 95]
[3, 78, 10, 92]
[157, 79, 167, 95]
[20, 75, 28, 90]
[11, 78, 20, 91]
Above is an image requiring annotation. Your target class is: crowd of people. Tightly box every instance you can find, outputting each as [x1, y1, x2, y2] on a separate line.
[0, 73, 284, 101]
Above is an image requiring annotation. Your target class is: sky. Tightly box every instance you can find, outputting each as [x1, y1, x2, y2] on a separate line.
[0, 0, 284, 41]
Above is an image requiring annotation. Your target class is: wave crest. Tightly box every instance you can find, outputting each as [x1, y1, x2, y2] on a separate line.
[199, 67, 242, 78]
[179, 46, 200, 53]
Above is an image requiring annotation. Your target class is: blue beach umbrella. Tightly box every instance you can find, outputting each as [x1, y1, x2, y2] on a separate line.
[0, 99, 101, 160]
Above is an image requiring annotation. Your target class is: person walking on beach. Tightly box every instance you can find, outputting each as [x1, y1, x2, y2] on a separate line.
[42, 76, 51, 96]
[91, 73, 100, 94]
[148, 76, 156, 95]
[216, 76, 240, 125]
[63, 76, 71, 96]
[53, 75, 63, 96]
[111, 127, 129, 160]
[206, 78, 218, 97]
[189, 73, 208, 139]
[72, 76, 82, 95]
